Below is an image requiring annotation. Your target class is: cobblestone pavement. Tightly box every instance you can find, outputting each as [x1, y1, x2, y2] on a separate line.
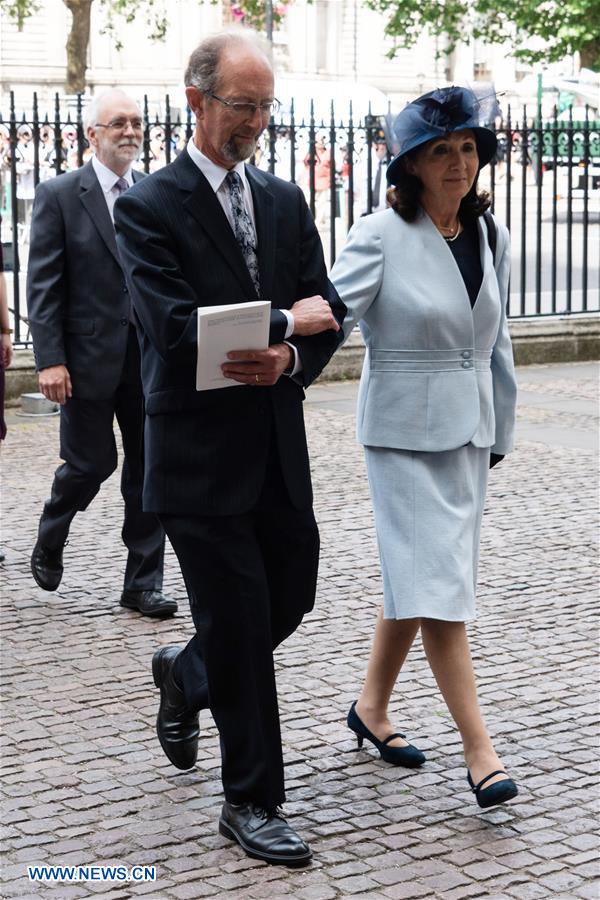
[1, 362, 598, 900]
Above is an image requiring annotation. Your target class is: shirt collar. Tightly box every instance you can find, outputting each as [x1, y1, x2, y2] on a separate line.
[187, 136, 247, 193]
[91, 154, 134, 192]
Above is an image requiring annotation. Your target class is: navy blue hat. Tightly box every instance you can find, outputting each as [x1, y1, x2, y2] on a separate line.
[387, 86, 498, 185]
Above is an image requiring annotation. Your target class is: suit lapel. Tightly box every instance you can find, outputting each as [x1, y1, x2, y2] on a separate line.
[175, 151, 257, 299]
[78, 161, 121, 266]
[246, 165, 276, 302]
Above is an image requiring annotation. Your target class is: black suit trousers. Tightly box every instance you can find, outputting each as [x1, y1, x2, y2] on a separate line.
[160, 438, 319, 810]
[38, 327, 165, 591]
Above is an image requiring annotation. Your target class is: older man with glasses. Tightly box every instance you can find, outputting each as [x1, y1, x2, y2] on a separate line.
[114, 31, 345, 866]
[27, 88, 175, 619]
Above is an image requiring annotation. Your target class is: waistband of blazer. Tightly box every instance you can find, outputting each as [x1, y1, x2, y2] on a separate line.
[369, 348, 492, 372]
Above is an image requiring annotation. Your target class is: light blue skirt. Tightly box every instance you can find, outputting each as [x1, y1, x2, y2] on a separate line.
[364, 443, 490, 621]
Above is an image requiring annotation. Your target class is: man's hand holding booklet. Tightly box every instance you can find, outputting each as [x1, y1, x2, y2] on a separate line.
[196, 300, 271, 391]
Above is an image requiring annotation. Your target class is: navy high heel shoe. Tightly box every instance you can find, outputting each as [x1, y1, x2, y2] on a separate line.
[467, 769, 519, 809]
[347, 701, 426, 767]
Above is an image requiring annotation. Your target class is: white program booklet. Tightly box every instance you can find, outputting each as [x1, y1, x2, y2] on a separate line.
[196, 300, 271, 391]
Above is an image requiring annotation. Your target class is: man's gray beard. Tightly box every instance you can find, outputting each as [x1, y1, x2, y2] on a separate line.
[221, 136, 258, 163]
[115, 143, 141, 160]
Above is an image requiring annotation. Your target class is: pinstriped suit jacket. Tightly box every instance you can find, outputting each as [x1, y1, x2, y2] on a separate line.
[115, 149, 345, 515]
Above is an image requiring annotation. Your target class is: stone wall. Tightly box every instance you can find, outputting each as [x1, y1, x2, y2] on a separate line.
[5, 314, 599, 405]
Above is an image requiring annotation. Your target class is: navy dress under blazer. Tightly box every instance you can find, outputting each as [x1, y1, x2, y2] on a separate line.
[331, 208, 517, 621]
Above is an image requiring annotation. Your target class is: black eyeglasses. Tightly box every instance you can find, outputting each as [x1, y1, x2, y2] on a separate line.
[94, 118, 144, 132]
[203, 91, 280, 118]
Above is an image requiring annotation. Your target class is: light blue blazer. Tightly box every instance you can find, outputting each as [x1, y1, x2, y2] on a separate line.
[330, 209, 517, 455]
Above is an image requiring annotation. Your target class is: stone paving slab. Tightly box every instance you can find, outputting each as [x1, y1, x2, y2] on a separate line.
[1, 362, 599, 899]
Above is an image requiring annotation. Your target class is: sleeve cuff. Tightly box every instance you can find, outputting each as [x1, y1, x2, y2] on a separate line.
[281, 309, 294, 340]
[284, 340, 302, 377]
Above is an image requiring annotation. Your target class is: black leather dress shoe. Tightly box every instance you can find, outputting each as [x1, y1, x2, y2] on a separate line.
[152, 646, 199, 770]
[31, 540, 64, 591]
[120, 589, 177, 618]
[219, 802, 312, 867]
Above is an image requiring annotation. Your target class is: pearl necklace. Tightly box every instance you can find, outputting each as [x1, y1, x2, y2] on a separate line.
[444, 223, 462, 242]
[434, 219, 461, 241]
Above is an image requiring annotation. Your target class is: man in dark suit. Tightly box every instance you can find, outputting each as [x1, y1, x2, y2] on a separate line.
[26, 89, 175, 618]
[115, 32, 345, 865]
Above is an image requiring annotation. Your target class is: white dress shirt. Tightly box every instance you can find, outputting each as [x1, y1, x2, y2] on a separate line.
[92, 154, 134, 222]
[187, 137, 257, 235]
[186, 138, 300, 374]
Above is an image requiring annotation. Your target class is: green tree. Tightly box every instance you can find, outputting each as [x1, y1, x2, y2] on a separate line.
[1, 0, 295, 95]
[223, 0, 293, 32]
[365, 0, 600, 71]
[1, 0, 169, 93]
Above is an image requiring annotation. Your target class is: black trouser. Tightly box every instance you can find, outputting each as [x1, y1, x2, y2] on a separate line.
[160, 444, 319, 810]
[37, 328, 165, 592]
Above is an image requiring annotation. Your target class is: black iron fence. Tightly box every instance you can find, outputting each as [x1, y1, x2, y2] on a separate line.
[1, 91, 599, 347]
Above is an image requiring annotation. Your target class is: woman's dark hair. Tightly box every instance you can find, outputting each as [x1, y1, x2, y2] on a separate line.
[386, 146, 491, 223]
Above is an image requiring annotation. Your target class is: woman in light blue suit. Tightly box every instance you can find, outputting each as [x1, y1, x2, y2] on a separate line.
[331, 87, 519, 809]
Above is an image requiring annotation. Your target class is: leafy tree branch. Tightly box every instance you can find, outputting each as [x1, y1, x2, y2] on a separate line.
[365, 0, 600, 70]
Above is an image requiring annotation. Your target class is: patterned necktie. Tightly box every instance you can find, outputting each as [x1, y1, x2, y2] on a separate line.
[225, 170, 260, 295]
[111, 178, 129, 226]
[113, 177, 134, 322]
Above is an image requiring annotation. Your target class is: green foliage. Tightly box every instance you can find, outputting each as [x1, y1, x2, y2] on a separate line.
[365, 0, 600, 70]
[0, 0, 168, 43]
[100, 0, 168, 50]
[221, 0, 294, 31]
[0, 0, 40, 29]
[0, 0, 296, 44]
